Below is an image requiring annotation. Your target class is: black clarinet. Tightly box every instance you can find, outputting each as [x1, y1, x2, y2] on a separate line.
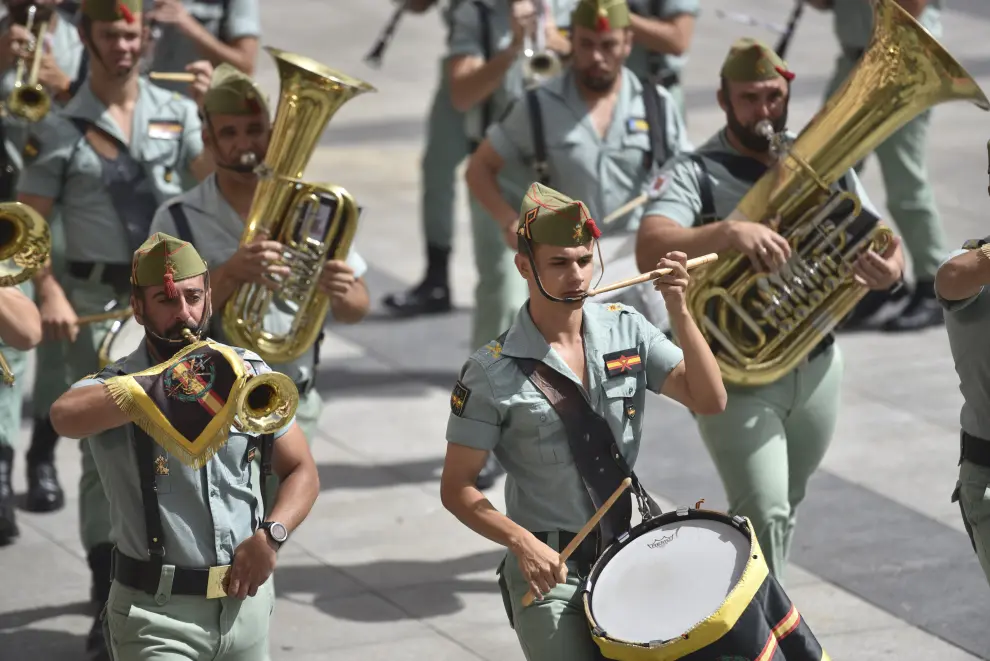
[364, 1, 410, 68]
[775, 1, 805, 59]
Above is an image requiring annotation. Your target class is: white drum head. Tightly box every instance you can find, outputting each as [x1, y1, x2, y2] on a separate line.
[108, 317, 146, 363]
[589, 518, 750, 644]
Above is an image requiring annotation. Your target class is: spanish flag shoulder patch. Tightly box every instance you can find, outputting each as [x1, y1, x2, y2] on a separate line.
[603, 349, 643, 378]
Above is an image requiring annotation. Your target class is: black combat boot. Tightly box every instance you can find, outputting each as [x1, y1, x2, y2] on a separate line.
[883, 280, 944, 332]
[24, 416, 64, 512]
[475, 454, 505, 491]
[382, 244, 453, 317]
[86, 543, 114, 661]
[0, 445, 18, 545]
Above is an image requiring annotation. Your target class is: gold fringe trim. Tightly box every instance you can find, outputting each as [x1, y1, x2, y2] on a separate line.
[103, 339, 251, 470]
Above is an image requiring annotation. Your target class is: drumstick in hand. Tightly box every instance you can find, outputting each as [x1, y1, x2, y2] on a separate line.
[521, 477, 633, 608]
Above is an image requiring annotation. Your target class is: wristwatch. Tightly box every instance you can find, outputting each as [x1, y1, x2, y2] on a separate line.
[259, 521, 288, 549]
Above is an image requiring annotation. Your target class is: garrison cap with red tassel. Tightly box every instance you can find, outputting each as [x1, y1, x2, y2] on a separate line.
[130, 232, 208, 299]
[720, 37, 796, 83]
[571, 0, 631, 33]
[202, 63, 271, 118]
[517, 182, 602, 247]
[80, 0, 141, 23]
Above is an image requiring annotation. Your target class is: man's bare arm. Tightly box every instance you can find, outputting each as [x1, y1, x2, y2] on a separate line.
[465, 141, 519, 230]
[636, 215, 738, 273]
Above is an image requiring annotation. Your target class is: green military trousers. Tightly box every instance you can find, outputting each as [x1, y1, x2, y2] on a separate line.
[825, 54, 947, 281]
[498, 533, 605, 661]
[103, 576, 275, 661]
[64, 271, 131, 553]
[953, 459, 990, 589]
[422, 59, 469, 250]
[469, 197, 529, 352]
[0, 338, 30, 449]
[32, 216, 72, 417]
[695, 344, 844, 583]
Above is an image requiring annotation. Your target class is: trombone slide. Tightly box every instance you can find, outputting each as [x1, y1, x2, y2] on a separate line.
[585, 253, 718, 297]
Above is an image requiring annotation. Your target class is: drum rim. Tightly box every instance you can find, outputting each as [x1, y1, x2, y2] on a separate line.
[582, 507, 764, 653]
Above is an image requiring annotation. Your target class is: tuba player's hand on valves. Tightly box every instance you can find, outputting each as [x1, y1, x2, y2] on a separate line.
[851, 234, 904, 291]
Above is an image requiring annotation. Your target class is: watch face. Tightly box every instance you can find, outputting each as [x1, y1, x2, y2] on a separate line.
[270, 522, 288, 542]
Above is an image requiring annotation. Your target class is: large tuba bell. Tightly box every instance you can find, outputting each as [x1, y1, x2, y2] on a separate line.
[221, 47, 375, 365]
[685, 0, 989, 387]
[6, 4, 52, 123]
[0, 200, 51, 385]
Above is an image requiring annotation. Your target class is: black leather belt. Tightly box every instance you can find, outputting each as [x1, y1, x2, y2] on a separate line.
[533, 530, 600, 577]
[961, 431, 990, 468]
[806, 334, 835, 364]
[296, 378, 313, 397]
[67, 261, 132, 292]
[112, 548, 218, 597]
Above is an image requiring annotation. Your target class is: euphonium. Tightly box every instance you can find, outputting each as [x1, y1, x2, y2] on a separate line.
[0, 200, 51, 385]
[221, 47, 375, 365]
[7, 4, 52, 123]
[685, 0, 989, 387]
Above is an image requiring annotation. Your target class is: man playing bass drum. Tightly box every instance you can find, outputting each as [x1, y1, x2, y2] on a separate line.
[441, 182, 726, 661]
[148, 64, 371, 504]
[635, 38, 905, 583]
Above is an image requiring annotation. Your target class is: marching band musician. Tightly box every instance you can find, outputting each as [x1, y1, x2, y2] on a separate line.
[635, 38, 906, 583]
[143, 0, 261, 96]
[148, 64, 371, 503]
[49, 232, 319, 661]
[0, 280, 43, 546]
[807, 0, 947, 332]
[467, 0, 691, 328]
[0, 0, 85, 521]
[625, 0, 698, 118]
[441, 182, 725, 661]
[933, 140, 990, 589]
[16, 0, 213, 656]
[381, 0, 469, 319]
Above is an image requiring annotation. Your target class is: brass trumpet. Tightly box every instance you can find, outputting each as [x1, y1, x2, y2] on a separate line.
[7, 4, 52, 123]
[522, 7, 561, 88]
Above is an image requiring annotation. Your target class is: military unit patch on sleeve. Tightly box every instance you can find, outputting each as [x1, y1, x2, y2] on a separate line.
[450, 380, 471, 417]
[603, 349, 644, 378]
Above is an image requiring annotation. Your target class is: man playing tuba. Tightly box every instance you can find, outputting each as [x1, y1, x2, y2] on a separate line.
[50, 232, 320, 661]
[635, 39, 906, 583]
[148, 64, 371, 502]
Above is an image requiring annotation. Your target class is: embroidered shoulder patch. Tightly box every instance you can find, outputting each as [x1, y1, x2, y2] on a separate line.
[603, 349, 643, 378]
[450, 380, 471, 417]
[22, 134, 40, 161]
[606, 303, 624, 312]
[962, 238, 987, 249]
[626, 117, 648, 134]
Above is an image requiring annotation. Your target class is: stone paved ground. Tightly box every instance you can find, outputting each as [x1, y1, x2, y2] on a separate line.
[3, 1, 990, 659]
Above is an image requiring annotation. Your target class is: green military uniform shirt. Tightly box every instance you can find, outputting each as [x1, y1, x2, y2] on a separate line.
[448, 0, 578, 145]
[0, 7, 85, 171]
[18, 77, 204, 264]
[147, 173, 369, 387]
[446, 300, 684, 532]
[831, 0, 942, 49]
[625, 0, 699, 83]
[645, 128, 878, 225]
[148, 0, 262, 95]
[71, 342, 295, 568]
[488, 66, 692, 233]
[936, 238, 990, 441]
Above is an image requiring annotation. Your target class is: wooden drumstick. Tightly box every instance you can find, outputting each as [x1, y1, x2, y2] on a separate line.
[149, 72, 197, 83]
[520, 477, 633, 608]
[585, 253, 719, 297]
[76, 307, 133, 326]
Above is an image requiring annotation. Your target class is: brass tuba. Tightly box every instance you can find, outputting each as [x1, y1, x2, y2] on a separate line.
[6, 4, 52, 123]
[221, 47, 375, 365]
[685, 0, 989, 387]
[0, 200, 51, 385]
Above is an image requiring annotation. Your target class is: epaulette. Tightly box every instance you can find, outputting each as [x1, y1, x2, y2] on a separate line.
[471, 338, 504, 366]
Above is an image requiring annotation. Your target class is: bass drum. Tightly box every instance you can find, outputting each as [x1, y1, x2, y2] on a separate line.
[583, 508, 831, 661]
[97, 315, 145, 369]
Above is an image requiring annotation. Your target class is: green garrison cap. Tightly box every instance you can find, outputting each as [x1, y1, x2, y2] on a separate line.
[720, 37, 795, 83]
[81, 0, 141, 22]
[571, 0, 630, 32]
[517, 183, 602, 246]
[202, 64, 269, 117]
[131, 233, 208, 298]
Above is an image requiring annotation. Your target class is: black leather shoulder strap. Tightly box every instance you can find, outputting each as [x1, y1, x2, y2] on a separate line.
[525, 89, 551, 185]
[640, 77, 670, 169]
[686, 154, 717, 224]
[475, 1, 493, 136]
[167, 201, 195, 244]
[511, 357, 660, 547]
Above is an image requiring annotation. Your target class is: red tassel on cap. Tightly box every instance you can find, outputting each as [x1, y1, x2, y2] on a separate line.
[117, 3, 135, 23]
[163, 265, 178, 299]
[585, 219, 602, 239]
[775, 66, 795, 82]
[596, 13, 610, 32]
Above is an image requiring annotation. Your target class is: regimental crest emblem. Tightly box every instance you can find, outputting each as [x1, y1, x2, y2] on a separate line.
[164, 353, 217, 402]
[450, 380, 471, 417]
[154, 455, 169, 476]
